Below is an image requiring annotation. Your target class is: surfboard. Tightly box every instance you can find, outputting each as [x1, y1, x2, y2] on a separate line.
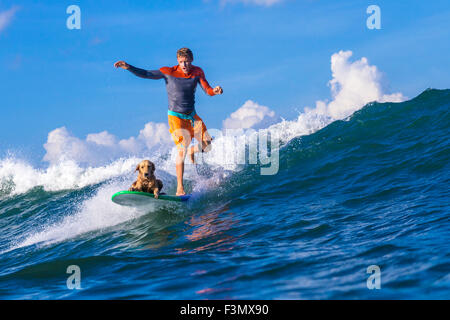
[111, 190, 190, 206]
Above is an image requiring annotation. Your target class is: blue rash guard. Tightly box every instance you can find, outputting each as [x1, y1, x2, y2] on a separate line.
[127, 64, 216, 115]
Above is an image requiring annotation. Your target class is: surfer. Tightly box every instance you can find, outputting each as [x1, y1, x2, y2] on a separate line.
[114, 48, 223, 196]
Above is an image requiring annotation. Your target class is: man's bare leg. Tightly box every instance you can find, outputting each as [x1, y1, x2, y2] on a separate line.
[188, 145, 196, 164]
[177, 140, 212, 195]
[176, 147, 187, 196]
[188, 140, 212, 164]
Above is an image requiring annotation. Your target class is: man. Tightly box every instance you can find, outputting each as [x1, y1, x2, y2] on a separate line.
[114, 48, 223, 196]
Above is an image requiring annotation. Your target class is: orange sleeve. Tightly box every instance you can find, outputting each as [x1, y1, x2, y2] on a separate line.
[198, 68, 215, 96]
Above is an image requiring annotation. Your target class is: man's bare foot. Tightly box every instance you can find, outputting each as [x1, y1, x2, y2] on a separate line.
[176, 188, 186, 196]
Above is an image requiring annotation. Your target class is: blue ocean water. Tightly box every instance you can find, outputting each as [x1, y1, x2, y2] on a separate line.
[0, 88, 449, 299]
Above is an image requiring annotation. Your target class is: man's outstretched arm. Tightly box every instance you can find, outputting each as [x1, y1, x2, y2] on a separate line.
[198, 68, 223, 96]
[114, 60, 164, 79]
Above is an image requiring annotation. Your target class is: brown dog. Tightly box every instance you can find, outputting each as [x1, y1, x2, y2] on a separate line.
[129, 160, 163, 199]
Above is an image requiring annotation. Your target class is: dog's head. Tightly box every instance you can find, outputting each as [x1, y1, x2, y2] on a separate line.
[135, 160, 156, 180]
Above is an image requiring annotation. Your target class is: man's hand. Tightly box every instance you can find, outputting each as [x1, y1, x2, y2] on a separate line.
[213, 86, 223, 95]
[114, 60, 130, 69]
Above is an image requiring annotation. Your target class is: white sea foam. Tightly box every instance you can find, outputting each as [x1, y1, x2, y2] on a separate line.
[0, 156, 143, 195]
[6, 181, 150, 251]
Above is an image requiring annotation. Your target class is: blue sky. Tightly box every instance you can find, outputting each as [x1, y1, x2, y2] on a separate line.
[1, 0, 449, 161]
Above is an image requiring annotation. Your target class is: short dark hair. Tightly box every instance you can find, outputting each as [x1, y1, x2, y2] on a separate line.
[177, 47, 194, 61]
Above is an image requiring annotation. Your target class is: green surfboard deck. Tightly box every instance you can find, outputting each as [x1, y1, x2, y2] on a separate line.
[111, 190, 190, 206]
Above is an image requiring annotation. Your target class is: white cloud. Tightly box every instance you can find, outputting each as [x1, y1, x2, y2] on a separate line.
[310, 50, 405, 119]
[43, 127, 92, 164]
[306, 50, 405, 120]
[43, 122, 172, 165]
[118, 136, 140, 154]
[268, 50, 406, 145]
[118, 122, 172, 154]
[222, 51, 403, 134]
[223, 100, 279, 130]
[137, 122, 172, 149]
[86, 131, 117, 146]
[0, 6, 19, 33]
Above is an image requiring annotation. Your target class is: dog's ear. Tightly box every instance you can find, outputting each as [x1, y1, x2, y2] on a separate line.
[151, 162, 155, 173]
[135, 164, 140, 172]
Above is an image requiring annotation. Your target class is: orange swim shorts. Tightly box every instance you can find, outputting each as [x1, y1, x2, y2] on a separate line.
[168, 113, 212, 149]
